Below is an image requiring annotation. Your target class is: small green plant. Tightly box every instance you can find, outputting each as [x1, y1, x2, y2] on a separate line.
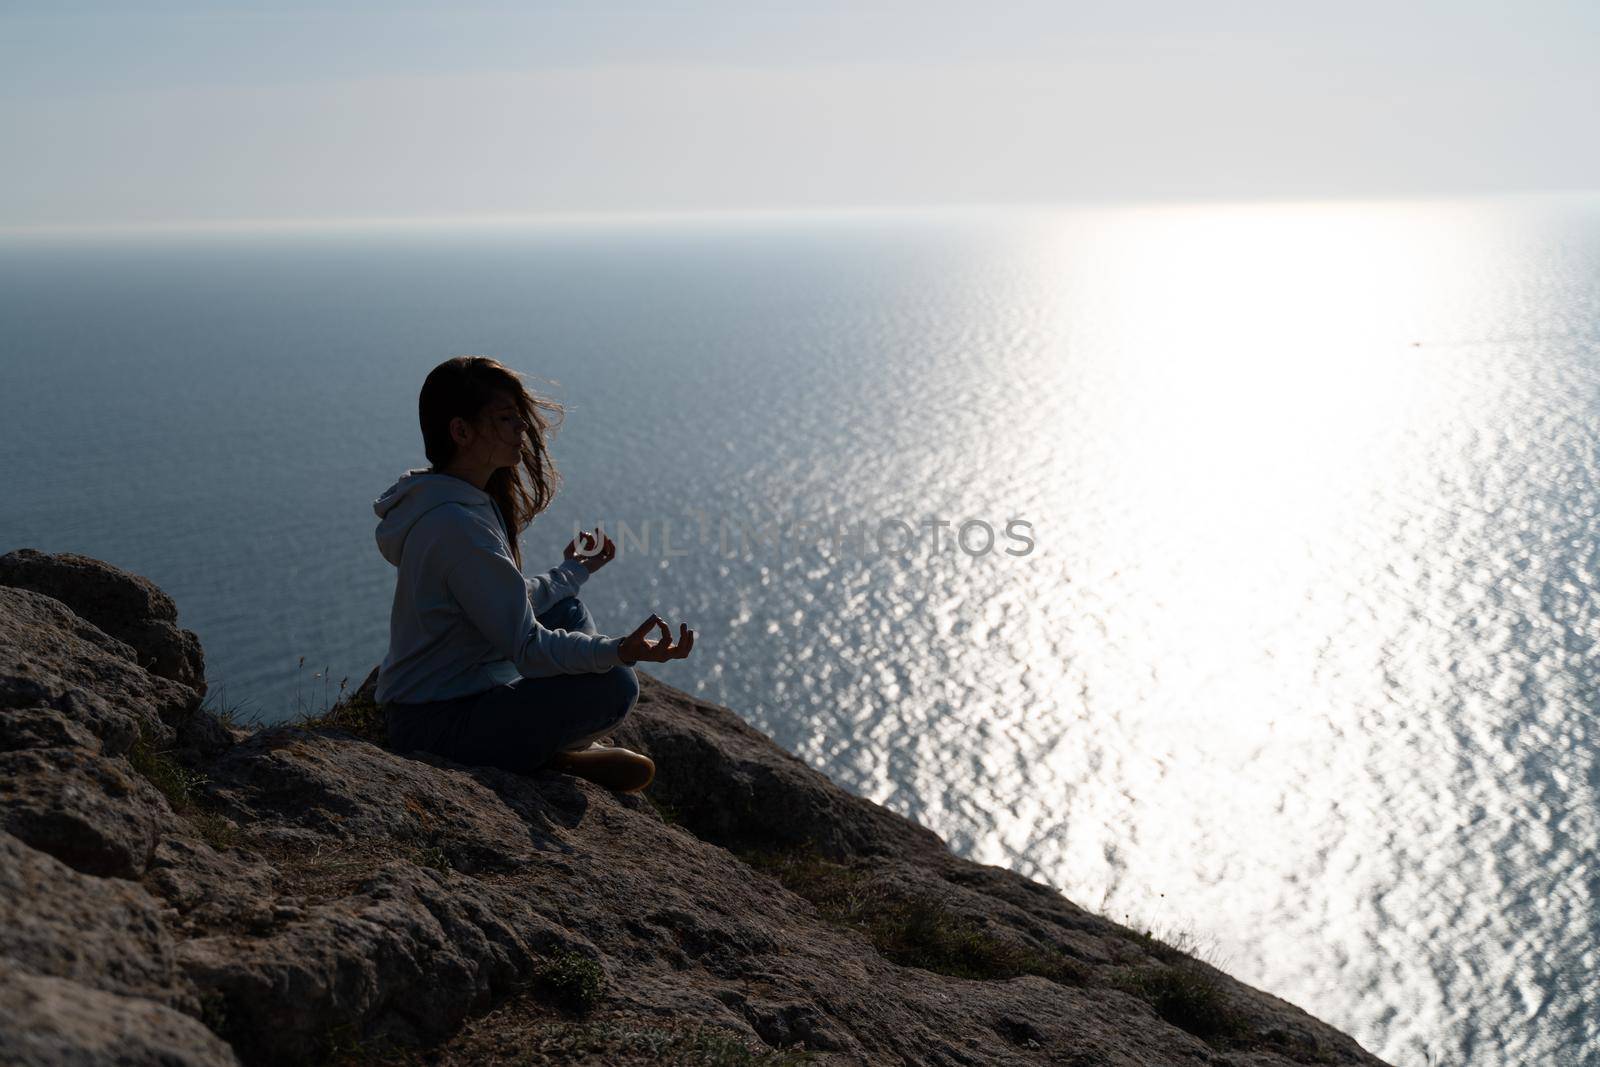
[519, 1020, 815, 1064]
[292, 657, 362, 721]
[645, 793, 684, 825]
[1112, 961, 1246, 1043]
[126, 729, 209, 809]
[294, 656, 335, 719]
[187, 809, 241, 851]
[292, 675, 387, 746]
[411, 845, 452, 874]
[1129, 923, 1218, 967]
[739, 845, 1090, 986]
[199, 684, 265, 734]
[534, 951, 606, 1014]
[197, 990, 229, 1038]
[126, 727, 239, 851]
[317, 1019, 410, 1066]
[322, 1020, 360, 1061]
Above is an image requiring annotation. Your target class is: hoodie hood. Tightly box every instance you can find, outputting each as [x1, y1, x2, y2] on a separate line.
[374, 468, 499, 566]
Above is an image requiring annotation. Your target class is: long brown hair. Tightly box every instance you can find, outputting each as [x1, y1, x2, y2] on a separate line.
[418, 356, 565, 570]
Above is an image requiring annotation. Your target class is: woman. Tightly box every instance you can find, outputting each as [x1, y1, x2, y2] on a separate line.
[373, 356, 695, 793]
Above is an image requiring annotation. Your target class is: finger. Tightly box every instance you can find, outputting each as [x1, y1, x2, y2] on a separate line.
[674, 626, 695, 658]
[631, 613, 664, 640]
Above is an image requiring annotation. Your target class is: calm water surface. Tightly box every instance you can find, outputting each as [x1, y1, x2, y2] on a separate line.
[3, 196, 1599, 1065]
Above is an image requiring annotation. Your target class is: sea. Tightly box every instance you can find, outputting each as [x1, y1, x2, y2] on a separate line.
[3, 194, 1598, 1066]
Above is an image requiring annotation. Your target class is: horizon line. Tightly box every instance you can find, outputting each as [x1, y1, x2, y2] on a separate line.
[4, 185, 1598, 239]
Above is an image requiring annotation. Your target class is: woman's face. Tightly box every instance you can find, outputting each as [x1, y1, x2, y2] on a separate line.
[471, 392, 529, 469]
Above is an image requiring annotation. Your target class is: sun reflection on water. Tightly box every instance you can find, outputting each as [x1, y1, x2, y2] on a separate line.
[852, 197, 1600, 1064]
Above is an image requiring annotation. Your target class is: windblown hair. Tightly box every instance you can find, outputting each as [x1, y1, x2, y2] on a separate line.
[418, 356, 565, 571]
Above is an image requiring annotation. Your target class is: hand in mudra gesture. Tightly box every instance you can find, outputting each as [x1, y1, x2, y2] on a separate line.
[564, 527, 616, 574]
[619, 614, 695, 665]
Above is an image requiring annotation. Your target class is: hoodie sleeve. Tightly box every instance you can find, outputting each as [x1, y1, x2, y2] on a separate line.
[439, 518, 625, 677]
[526, 557, 593, 617]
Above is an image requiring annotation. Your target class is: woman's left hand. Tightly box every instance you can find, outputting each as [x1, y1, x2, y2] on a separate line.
[564, 527, 616, 574]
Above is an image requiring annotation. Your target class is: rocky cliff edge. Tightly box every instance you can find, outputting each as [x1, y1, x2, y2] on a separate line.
[0, 548, 1390, 1067]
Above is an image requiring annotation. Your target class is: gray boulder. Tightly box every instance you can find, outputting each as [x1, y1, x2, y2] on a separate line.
[0, 583, 228, 762]
[0, 962, 238, 1067]
[0, 746, 176, 878]
[0, 585, 201, 755]
[0, 548, 206, 695]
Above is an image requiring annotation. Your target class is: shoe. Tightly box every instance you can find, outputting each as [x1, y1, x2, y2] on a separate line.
[547, 744, 656, 794]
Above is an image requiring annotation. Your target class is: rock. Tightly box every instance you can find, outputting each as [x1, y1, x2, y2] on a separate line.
[177, 864, 555, 1065]
[0, 746, 176, 878]
[0, 586, 199, 755]
[0, 962, 238, 1067]
[0, 706, 104, 754]
[142, 836, 278, 938]
[613, 673, 948, 861]
[200, 727, 552, 871]
[168, 701, 236, 763]
[0, 831, 189, 1006]
[0, 554, 1392, 1066]
[0, 582, 228, 765]
[0, 548, 206, 695]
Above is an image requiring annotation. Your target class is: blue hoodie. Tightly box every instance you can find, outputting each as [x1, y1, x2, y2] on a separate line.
[372, 468, 625, 705]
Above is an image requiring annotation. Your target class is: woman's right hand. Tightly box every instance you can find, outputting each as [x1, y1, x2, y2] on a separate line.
[618, 613, 695, 665]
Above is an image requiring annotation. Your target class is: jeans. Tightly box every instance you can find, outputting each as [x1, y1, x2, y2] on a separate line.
[381, 595, 640, 775]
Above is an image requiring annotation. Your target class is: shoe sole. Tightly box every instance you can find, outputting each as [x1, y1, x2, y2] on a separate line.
[548, 747, 656, 793]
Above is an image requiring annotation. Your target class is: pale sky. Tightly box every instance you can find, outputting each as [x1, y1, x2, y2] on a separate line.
[3, 1, 1597, 231]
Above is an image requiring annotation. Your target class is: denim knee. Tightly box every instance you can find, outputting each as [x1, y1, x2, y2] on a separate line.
[538, 596, 576, 623]
[538, 595, 596, 635]
[603, 665, 640, 727]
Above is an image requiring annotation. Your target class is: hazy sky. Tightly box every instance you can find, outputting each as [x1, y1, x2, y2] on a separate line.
[3, 1, 1598, 230]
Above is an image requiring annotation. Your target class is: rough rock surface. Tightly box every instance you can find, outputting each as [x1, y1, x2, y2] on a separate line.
[0, 581, 223, 761]
[0, 548, 206, 694]
[0, 552, 1393, 1066]
[0, 961, 238, 1067]
[0, 745, 176, 878]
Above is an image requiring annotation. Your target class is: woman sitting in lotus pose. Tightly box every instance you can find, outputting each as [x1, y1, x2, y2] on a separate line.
[372, 355, 694, 793]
